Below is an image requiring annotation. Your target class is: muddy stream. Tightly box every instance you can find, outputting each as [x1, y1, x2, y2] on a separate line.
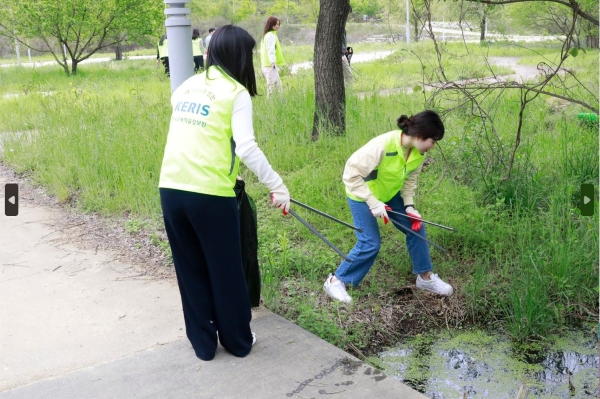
[373, 328, 598, 398]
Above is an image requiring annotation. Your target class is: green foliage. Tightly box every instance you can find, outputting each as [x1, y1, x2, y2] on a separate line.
[0, 61, 169, 213]
[352, 0, 383, 18]
[1, 0, 163, 74]
[295, 303, 347, 346]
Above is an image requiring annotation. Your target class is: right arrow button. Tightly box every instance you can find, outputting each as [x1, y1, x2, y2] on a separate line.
[580, 184, 594, 216]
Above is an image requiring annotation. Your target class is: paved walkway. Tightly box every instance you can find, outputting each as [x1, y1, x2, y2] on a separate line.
[0, 55, 155, 68]
[0, 168, 426, 398]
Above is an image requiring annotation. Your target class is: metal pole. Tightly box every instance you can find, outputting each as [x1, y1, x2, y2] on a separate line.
[164, 0, 194, 93]
[386, 209, 457, 232]
[388, 218, 447, 253]
[442, 12, 445, 41]
[405, 0, 410, 44]
[290, 198, 362, 232]
[289, 210, 351, 262]
[14, 33, 21, 66]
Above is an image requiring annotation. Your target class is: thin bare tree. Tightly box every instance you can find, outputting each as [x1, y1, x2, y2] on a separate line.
[415, 0, 597, 186]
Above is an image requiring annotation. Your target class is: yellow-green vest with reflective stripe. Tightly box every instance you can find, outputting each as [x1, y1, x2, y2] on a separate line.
[192, 37, 202, 56]
[158, 39, 168, 58]
[346, 131, 425, 203]
[159, 66, 246, 197]
[260, 31, 285, 67]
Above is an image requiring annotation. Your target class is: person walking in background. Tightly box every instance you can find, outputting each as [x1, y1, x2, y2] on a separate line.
[192, 28, 204, 73]
[260, 16, 285, 97]
[323, 110, 453, 304]
[158, 25, 291, 361]
[204, 27, 215, 59]
[342, 7, 354, 86]
[156, 34, 169, 76]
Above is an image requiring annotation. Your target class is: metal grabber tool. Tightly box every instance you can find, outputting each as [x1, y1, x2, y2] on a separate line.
[290, 198, 362, 232]
[288, 210, 351, 262]
[386, 209, 457, 232]
[387, 217, 448, 253]
[287, 198, 361, 262]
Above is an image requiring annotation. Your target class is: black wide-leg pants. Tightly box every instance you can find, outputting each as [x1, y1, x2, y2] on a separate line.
[160, 188, 253, 360]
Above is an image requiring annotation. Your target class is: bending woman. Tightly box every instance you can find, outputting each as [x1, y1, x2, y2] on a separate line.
[323, 110, 453, 303]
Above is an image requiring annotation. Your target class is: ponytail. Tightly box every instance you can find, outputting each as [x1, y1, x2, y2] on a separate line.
[396, 110, 444, 141]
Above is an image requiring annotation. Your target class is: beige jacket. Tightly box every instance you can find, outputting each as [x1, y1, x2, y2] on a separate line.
[342, 135, 422, 207]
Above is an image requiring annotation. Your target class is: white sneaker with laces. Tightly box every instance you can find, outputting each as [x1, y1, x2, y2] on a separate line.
[323, 273, 352, 303]
[416, 273, 453, 296]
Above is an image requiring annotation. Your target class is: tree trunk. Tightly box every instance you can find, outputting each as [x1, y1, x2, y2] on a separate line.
[71, 60, 78, 75]
[311, 0, 350, 141]
[480, 13, 487, 42]
[115, 43, 123, 61]
[413, 14, 420, 42]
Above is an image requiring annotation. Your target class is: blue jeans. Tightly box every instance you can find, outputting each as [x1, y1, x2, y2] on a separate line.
[335, 192, 433, 287]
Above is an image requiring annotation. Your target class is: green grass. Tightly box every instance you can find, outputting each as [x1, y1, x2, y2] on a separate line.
[0, 41, 597, 350]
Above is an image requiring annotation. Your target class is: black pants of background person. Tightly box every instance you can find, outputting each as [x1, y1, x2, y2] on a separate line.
[161, 57, 170, 76]
[159, 188, 253, 361]
[193, 55, 204, 73]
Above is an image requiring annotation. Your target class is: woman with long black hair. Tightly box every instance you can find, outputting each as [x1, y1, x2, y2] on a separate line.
[159, 26, 290, 360]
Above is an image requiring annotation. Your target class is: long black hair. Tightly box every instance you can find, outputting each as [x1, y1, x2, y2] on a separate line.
[206, 25, 257, 97]
[397, 110, 445, 141]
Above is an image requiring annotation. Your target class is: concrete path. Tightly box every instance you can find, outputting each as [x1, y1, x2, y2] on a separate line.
[0, 168, 426, 398]
[0, 55, 155, 69]
[356, 56, 546, 99]
[290, 51, 394, 74]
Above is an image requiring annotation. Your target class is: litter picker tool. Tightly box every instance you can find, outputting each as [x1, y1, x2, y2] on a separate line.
[288, 209, 351, 262]
[290, 198, 362, 232]
[386, 209, 457, 232]
[387, 218, 448, 253]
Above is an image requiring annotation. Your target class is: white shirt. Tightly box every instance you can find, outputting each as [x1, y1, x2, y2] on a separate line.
[232, 90, 282, 190]
[204, 34, 212, 52]
[264, 32, 277, 65]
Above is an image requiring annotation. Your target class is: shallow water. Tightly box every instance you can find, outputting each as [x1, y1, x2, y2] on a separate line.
[375, 328, 599, 398]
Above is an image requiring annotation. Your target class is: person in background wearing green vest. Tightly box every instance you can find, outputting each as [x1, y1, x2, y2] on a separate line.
[192, 28, 204, 73]
[323, 110, 454, 303]
[158, 25, 291, 360]
[260, 16, 285, 97]
[156, 34, 169, 76]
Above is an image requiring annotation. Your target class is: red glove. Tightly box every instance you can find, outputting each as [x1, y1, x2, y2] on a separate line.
[369, 201, 391, 225]
[405, 206, 422, 231]
[270, 183, 290, 215]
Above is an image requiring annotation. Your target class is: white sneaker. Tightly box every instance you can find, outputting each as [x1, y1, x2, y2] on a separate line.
[251, 332, 256, 346]
[323, 273, 352, 303]
[416, 273, 453, 296]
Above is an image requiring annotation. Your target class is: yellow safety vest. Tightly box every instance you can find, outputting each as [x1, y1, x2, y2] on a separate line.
[346, 131, 425, 203]
[159, 66, 247, 197]
[158, 39, 168, 58]
[192, 38, 202, 56]
[260, 31, 285, 67]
